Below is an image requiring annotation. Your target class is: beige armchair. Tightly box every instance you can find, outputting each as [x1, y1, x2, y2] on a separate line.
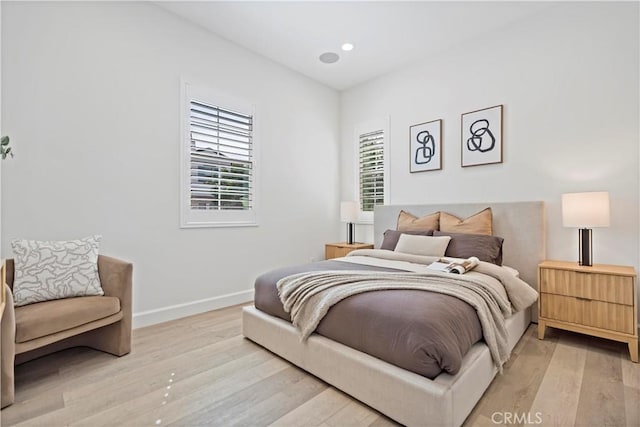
[1, 255, 132, 408]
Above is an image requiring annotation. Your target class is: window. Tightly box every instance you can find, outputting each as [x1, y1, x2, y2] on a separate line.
[181, 82, 258, 227]
[355, 118, 389, 221]
[189, 101, 252, 211]
[359, 129, 385, 212]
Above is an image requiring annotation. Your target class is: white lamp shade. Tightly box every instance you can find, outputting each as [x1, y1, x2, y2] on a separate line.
[562, 192, 610, 228]
[340, 201, 359, 222]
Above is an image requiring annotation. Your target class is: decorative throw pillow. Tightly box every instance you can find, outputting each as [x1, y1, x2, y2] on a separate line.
[397, 210, 440, 232]
[11, 235, 104, 307]
[434, 231, 504, 265]
[394, 234, 451, 257]
[380, 229, 434, 251]
[440, 208, 493, 235]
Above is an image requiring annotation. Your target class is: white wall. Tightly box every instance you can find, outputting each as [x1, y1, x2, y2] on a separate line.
[1, 1, 340, 326]
[341, 2, 639, 277]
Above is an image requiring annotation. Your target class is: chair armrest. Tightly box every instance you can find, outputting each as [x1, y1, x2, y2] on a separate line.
[97, 255, 132, 321]
[1, 284, 15, 407]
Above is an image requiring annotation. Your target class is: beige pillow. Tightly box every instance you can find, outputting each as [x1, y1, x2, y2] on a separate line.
[440, 208, 493, 235]
[394, 234, 451, 257]
[397, 210, 440, 232]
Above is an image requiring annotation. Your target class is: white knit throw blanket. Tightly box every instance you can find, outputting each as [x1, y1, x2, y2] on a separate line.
[277, 270, 513, 369]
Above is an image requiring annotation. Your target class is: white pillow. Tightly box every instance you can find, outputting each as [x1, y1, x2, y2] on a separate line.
[11, 235, 104, 306]
[394, 234, 451, 257]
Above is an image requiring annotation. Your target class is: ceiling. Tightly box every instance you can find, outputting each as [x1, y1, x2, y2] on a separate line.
[157, 1, 553, 91]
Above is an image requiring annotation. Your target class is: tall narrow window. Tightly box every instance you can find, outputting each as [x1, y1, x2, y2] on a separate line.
[359, 129, 385, 212]
[181, 83, 258, 227]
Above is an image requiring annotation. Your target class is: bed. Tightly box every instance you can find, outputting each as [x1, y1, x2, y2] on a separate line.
[242, 201, 545, 426]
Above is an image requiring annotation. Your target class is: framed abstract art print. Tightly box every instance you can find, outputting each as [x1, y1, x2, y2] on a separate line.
[461, 105, 503, 167]
[410, 119, 442, 173]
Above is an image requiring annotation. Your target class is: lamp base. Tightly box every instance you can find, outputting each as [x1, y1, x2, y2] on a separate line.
[578, 228, 592, 266]
[347, 222, 355, 245]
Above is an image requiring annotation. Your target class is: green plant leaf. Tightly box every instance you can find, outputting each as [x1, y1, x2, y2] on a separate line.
[0, 136, 13, 159]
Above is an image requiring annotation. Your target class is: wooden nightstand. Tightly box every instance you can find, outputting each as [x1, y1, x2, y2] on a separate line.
[325, 242, 374, 260]
[538, 260, 638, 362]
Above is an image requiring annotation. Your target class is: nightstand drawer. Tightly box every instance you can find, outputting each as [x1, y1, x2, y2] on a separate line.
[540, 293, 635, 334]
[326, 246, 353, 259]
[539, 268, 634, 305]
[325, 243, 374, 260]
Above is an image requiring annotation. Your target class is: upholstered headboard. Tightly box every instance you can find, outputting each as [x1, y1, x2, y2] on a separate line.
[374, 202, 545, 319]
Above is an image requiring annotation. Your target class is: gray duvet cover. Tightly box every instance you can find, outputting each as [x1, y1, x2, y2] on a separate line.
[254, 260, 483, 379]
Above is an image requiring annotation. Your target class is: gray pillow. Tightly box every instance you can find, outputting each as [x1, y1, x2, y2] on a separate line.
[11, 235, 104, 306]
[380, 229, 434, 251]
[433, 231, 504, 265]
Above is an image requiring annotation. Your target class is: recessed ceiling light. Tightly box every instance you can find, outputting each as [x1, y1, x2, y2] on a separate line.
[341, 43, 354, 52]
[319, 52, 340, 64]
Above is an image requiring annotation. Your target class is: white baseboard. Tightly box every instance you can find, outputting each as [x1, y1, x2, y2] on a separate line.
[132, 289, 254, 329]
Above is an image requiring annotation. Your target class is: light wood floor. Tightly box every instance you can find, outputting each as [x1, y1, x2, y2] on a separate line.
[1, 304, 638, 427]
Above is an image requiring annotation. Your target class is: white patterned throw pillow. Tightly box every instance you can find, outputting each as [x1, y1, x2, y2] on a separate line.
[11, 235, 104, 306]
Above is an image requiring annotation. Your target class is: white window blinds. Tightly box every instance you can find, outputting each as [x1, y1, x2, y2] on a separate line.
[359, 129, 385, 212]
[189, 100, 253, 211]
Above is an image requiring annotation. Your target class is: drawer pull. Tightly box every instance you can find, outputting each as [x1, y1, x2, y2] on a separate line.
[575, 296, 591, 302]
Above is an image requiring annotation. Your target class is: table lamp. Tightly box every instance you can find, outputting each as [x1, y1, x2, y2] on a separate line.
[340, 201, 359, 244]
[562, 191, 610, 266]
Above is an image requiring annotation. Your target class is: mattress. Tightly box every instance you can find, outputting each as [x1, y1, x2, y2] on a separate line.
[254, 259, 483, 379]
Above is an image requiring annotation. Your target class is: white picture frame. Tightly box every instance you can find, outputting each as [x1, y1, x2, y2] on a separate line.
[410, 119, 442, 173]
[461, 105, 503, 167]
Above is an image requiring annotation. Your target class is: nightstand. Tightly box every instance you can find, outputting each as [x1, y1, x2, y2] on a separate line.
[538, 260, 638, 362]
[325, 242, 374, 260]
